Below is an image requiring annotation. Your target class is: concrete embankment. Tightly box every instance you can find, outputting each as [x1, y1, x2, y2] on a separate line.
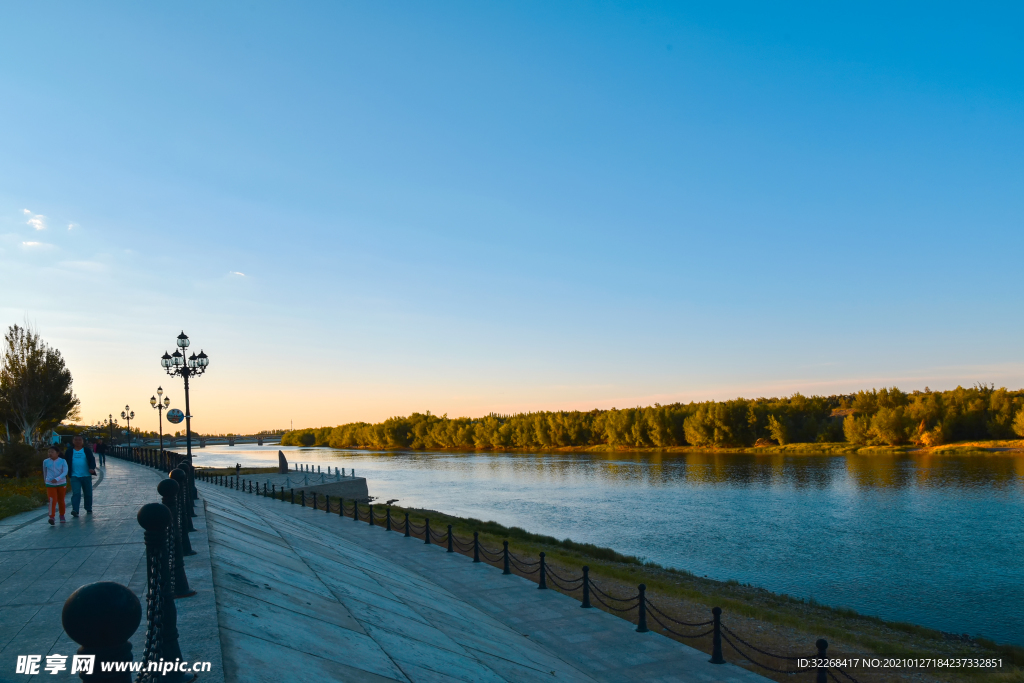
[235, 471, 370, 501]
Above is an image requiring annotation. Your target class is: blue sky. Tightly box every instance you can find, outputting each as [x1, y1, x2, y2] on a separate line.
[1, 2, 1022, 433]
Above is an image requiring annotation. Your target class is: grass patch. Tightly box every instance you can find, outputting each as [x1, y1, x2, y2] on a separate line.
[0, 476, 47, 520]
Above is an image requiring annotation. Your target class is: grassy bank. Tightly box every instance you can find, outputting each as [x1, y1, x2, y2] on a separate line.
[0, 476, 47, 520]
[371, 504, 1022, 683]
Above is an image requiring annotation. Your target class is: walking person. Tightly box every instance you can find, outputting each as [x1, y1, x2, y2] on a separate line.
[93, 437, 107, 466]
[65, 435, 97, 517]
[43, 446, 68, 525]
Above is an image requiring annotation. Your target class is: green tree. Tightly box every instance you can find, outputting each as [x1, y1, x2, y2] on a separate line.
[868, 406, 912, 446]
[1013, 408, 1024, 438]
[843, 414, 870, 445]
[767, 415, 789, 445]
[0, 325, 79, 446]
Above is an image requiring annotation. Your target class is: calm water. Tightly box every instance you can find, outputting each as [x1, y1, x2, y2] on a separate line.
[193, 446, 1024, 645]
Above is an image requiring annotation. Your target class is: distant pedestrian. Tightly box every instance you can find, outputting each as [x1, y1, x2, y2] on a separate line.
[94, 437, 107, 466]
[65, 435, 97, 517]
[43, 446, 68, 525]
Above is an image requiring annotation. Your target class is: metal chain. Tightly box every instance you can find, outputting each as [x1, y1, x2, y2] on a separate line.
[646, 600, 714, 627]
[647, 610, 714, 639]
[136, 539, 164, 682]
[720, 633, 812, 674]
[721, 624, 803, 660]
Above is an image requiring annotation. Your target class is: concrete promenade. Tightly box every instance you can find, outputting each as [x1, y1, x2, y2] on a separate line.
[0, 459, 223, 682]
[201, 480, 767, 683]
[0, 458, 768, 682]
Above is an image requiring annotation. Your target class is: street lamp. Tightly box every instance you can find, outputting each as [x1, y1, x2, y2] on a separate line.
[120, 405, 135, 450]
[151, 387, 171, 453]
[161, 331, 210, 468]
[105, 415, 118, 444]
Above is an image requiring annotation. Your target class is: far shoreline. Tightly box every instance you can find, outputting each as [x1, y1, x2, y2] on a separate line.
[281, 440, 1024, 457]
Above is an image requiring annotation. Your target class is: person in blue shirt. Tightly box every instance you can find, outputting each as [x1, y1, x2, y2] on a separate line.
[64, 435, 97, 517]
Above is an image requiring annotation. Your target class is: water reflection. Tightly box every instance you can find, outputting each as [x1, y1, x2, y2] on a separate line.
[194, 446, 1024, 644]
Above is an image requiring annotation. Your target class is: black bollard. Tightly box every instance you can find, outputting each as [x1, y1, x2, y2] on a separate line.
[312, 492, 317, 510]
[170, 470, 197, 544]
[353, 500, 359, 522]
[136, 503, 196, 682]
[709, 607, 725, 664]
[368, 504, 374, 526]
[581, 566, 592, 608]
[424, 518, 431, 544]
[62, 581, 142, 683]
[290, 489, 294, 504]
[158, 479, 196, 597]
[502, 541, 511, 574]
[272, 484, 276, 500]
[386, 506, 392, 531]
[325, 494, 330, 513]
[339, 497, 344, 517]
[473, 531, 480, 562]
[447, 525, 454, 553]
[816, 639, 829, 683]
[538, 552, 547, 589]
[404, 512, 410, 537]
[636, 584, 649, 632]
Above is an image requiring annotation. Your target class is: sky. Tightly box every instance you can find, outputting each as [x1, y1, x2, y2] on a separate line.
[1, 2, 1022, 434]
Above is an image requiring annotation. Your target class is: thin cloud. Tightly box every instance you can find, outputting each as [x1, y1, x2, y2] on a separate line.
[22, 209, 46, 231]
[230, 271, 246, 276]
[21, 241, 52, 248]
[68, 223, 78, 230]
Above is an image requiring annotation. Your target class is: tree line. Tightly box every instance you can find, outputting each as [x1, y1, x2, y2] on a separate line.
[281, 385, 1024, 451]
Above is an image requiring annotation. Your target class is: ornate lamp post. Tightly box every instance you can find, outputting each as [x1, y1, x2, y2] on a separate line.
[151, 387, 171, 452]
[120, 405, 135, 450]
[106, 414, 116, 444]
[161, 331, 209, 468]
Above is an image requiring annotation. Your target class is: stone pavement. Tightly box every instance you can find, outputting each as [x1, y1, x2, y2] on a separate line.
[201, 481, 768, 683]
[0, 458, 769, 682]
[0, 458, 223, 682]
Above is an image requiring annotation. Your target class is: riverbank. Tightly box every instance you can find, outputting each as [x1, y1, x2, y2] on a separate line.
[383, 503, 1022, 683]
[281, 440, 1024, 457]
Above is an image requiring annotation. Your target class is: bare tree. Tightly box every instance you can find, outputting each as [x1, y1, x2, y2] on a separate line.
[0, 325, 80, 446]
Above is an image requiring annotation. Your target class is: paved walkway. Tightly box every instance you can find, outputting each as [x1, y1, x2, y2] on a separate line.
[200, 481, 767, 683]
[0, 459, 223, 682]
[0, 459, 768, 682]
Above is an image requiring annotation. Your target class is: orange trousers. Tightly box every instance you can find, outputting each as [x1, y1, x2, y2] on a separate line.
[47, 486, 66, 517]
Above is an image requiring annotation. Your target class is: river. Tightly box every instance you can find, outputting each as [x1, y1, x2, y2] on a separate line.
[191, 446, 1024, 645]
